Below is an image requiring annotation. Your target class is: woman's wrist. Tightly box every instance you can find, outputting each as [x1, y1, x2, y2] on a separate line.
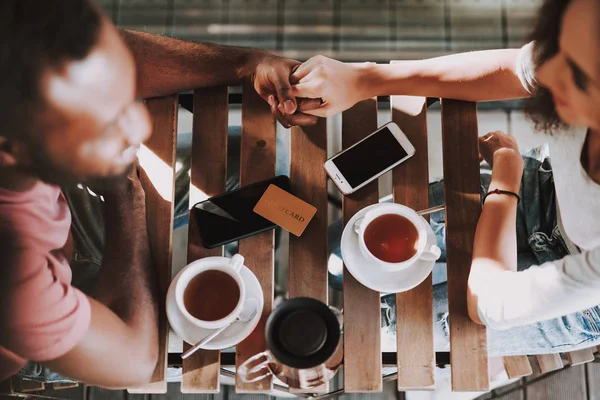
[490, 153, 523, 193]
[355, 62, 380, 100]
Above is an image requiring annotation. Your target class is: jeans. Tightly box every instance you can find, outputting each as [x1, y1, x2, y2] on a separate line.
[330, 145, 600, 356]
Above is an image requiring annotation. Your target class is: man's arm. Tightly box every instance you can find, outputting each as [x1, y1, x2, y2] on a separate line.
[291, 49, 530, 118]
[121, 30, 268, 98]
[119, 30, 318, 126]
[45, 172, 158, 389]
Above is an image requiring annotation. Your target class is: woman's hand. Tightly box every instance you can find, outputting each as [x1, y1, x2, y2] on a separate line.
[479, 131, 523, 193]
[479, 130, 521, 167]
[290, 56, 372, 118]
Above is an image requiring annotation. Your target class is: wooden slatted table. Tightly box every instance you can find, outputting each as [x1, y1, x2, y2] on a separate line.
[131, 80, 598, 396]
[132, 90, 492, 394]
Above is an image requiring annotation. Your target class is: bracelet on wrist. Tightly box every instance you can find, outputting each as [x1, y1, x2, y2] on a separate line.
[483, 188, 521, 204]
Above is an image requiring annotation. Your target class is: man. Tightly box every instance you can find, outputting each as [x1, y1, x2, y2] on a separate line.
[0, 0, 316, 388]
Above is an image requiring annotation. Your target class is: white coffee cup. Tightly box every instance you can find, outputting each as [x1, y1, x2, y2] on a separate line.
[175, 254, 247, 330]
[354, 204, 441, 271]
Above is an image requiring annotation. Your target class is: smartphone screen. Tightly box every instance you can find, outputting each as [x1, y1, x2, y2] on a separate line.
[192, 175, 291, 248]
[332, 127, 408, 188]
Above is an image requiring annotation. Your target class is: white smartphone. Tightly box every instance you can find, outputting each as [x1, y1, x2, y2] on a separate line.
[324, 122, 416, 195]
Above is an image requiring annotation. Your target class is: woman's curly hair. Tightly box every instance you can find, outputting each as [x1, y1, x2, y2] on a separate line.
[525, 0, 572, 133]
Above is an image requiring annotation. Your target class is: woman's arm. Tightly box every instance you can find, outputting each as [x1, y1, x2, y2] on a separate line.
[291, 48, 530, 118]
[466, 134, 600, 329]
[364, 49, 529, 101]
[467, 131, 524, 324]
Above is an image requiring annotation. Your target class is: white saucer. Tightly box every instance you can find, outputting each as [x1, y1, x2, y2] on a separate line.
[341, 204, 437, 294]
[166, 257, 264, 350]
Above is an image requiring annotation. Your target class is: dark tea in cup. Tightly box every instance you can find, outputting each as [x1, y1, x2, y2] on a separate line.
[184, 269, 240, 321]
[363, 214, 419, 263]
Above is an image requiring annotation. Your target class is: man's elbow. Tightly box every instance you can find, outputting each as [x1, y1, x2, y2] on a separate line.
[113, 341, 159, 388]
[102, 352, 158, 389]
[131, 345, 159, 386]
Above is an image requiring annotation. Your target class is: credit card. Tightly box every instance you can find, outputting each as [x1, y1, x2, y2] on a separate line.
[253, 184, 317, 237]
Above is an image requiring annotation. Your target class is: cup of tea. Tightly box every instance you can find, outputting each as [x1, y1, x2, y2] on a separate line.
[175, 254, 248, 330]
[354, 203, 441, 271]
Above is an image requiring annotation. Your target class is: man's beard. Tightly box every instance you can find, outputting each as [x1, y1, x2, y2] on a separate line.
[27, 146, 131, 191]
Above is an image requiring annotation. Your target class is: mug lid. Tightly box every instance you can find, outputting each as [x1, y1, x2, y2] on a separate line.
[266, 297, 340, 369]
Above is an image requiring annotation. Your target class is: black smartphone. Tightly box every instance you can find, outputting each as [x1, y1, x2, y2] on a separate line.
[192, 175, 292, 248]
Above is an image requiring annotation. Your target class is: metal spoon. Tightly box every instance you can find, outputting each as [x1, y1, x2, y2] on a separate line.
[353, 204, 445, 234]
[181, 298, 260, 360]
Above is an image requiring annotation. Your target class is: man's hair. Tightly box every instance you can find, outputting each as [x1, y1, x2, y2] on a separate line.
[0, 0, 102, 136]
[525, 0, 577, 133]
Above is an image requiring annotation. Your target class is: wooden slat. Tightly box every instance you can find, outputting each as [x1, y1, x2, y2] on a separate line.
[391, 95, 435, 391]
[567, 348, 595, 366]
[288, 118, 329, 394]
[13, 378, 44, 393]
[53, 382, 79, 390]
[342, 98, 383, 393]
[289, 119, 328, 302]
[235, 84, 276, 393]
[129, 95, 178, 394]
[503, 356, 533, 379]
[181, 87, 229, 393]
[441, 99, 489, 391]
[535, 354, 563, 373]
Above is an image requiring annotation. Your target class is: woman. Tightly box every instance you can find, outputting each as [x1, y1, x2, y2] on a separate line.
[291, 0, 600, 355]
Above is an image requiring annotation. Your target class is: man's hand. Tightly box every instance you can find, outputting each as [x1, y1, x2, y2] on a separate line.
[106, 166, 144, 198]
[290, 56, 370, 118]
[251, 54, 320, 127]
[86, 164, 144, 204]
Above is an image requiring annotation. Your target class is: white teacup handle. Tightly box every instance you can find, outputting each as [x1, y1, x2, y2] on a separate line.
[420, 243, 442, 262]
[229, 254, 245, 272]
[353, 217, 365, 235]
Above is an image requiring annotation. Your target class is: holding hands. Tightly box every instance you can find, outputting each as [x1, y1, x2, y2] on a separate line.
[290, 56, 370, 118]
[255, 55, 368, 125]
[251, 54, 322, 127]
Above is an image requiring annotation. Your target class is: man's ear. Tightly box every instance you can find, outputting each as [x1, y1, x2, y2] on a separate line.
[0, 136, 31, 168]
